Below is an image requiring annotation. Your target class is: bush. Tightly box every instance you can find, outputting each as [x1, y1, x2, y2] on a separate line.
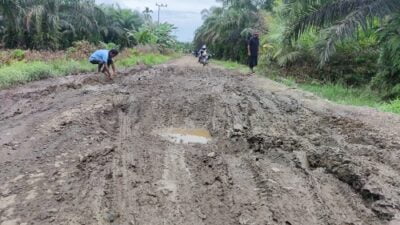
[381, 99, 400, 114]
[135, 45, 161, 54]
[99, 42, 120, 50]
[11, 49, 26, 61]
[66, 41, 97, 60]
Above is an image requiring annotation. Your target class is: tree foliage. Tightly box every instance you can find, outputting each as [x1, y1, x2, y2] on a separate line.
[284, 0, 400, 65]
[0, 0, 146, 49]
[127, 22, 177, 53]
[278, 0, 400, 98]
[196, 0, 400, 99]
[194, 0, 266, 62]
[371, 14, 400, 98]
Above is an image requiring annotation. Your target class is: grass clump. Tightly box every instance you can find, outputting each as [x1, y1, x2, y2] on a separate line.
[0, 60, 97, 88]
[271, 76, 400, 114]
[117, 53, 174, 68]
[299, 83, 381, 107]
[0, 61, 54, 87]
[213, 60, 251, 73]
[380, 99, 400, 114]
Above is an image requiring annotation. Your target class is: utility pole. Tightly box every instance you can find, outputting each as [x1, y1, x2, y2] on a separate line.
[155, 3, 167, 25]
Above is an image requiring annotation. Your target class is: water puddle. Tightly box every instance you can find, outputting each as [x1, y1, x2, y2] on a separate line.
[157, 128, 212, 144]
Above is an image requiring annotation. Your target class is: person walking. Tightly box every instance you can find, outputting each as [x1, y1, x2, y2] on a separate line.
[247, 32, 260, 74]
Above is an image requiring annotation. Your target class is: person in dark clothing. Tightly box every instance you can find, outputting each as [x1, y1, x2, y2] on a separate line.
[247, 32, 260, 74]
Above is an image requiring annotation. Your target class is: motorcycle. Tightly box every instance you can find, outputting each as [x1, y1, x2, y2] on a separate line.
[198, 52, 210, 66]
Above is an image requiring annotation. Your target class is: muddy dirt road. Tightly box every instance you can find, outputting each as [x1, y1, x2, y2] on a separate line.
[1, 56, 400, 225]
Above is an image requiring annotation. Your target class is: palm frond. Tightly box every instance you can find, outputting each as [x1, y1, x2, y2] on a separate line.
[288, 0, 400, 40]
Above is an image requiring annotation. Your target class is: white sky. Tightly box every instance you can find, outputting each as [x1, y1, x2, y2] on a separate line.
[96, 0, 220, 42]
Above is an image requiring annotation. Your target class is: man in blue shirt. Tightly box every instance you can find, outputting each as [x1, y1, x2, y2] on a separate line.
[89, 49, 119, 80]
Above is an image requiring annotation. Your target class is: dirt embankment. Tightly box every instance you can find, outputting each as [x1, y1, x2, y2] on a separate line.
[1, 56, 400, 225]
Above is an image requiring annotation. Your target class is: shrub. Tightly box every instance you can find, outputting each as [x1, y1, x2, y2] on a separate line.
[66, 41, 97, 60]
[11, 49, 26, 61]
[381, 99, 400, 114]
[99, 42, 120, 51]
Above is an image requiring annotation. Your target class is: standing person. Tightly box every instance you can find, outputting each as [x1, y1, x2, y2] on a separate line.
[89, 49, 119, 80]
[247, 32, 260, 74]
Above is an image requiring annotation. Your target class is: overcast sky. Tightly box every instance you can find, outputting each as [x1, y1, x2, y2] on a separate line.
[95, 0, 220, 42]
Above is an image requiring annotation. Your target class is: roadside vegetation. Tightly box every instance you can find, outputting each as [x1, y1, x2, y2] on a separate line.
[195, 0, 400, 114]
[0, 48, 175, 88]
[0, 0, 179, 50]
[213, 60, 251, 73]
[0, 0, 184, 88]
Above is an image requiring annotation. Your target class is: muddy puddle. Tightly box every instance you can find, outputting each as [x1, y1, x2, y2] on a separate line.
[157, 128, 212, 144]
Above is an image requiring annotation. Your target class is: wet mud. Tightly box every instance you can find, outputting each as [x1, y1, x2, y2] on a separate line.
[1, 57, 400, 225]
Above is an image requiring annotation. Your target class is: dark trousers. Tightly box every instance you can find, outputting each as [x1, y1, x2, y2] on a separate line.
[248, 54, 258, 69]
[90, 60, 112, 72]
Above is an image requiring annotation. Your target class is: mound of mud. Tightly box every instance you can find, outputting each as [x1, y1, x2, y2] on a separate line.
[1, 57, 400, 225]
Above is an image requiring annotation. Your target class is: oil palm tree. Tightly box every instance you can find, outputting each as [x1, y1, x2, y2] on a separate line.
[285, 0, 400, 65]
[59, 0, 103, 46]
[0, 0, 24, 47]
[24, 0, 62, 49]
[142, 7, 153, 22]
[98, 5, 144, 47]
[194, 0, 263, 62]
[0, 0, 145, 49]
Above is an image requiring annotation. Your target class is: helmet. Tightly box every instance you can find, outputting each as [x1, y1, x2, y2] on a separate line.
[201, 45, 207, 49]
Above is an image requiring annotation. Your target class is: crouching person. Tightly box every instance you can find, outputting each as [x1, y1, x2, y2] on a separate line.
[89, 49, 119, 80]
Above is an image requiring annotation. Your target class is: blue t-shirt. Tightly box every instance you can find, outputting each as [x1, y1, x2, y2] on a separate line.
[89, 50, 109, 63]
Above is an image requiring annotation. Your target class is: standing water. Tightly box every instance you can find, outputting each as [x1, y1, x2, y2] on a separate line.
[157, 128, 212, 144]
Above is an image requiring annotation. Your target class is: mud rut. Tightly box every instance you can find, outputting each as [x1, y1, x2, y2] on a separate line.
[1, 57, 400, 225]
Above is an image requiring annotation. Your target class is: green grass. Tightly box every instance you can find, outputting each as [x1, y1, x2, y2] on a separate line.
[213, 60, 251, 73]
[0, 60, 95, 88]
[117, 53, 175, 68]
[269, 75, 297, 87]
[270, 76, 400, 114]
[300, 83, 400, 114]
[299, 83, 382, 107]
[0, 53, 175, 88]
[380, 99, 400, 114]
[202, 59, 400, 113]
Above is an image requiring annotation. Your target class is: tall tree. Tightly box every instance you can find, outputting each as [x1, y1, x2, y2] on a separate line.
[0, 0, 145, 49]
[142, 7, 153, 22]
[194, 0, 264, 62]
[0, 0, 24, 47]
[285, 0, 400, 65]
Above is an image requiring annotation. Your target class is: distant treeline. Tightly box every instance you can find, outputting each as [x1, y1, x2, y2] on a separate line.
[0, 0, 178, 50]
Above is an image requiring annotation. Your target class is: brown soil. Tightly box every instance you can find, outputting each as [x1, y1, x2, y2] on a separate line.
[1, 56, 400, 225]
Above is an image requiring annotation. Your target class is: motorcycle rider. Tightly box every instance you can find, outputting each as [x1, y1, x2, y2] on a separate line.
[198, 45, 208, 63]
